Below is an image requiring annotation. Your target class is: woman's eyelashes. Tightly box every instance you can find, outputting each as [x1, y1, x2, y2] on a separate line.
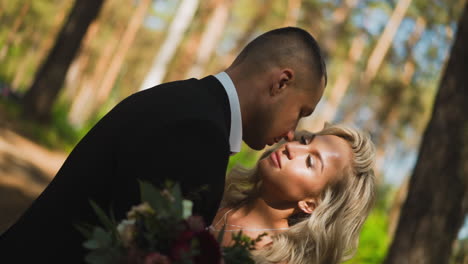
[300, 135, 315, 169]
[300, 135, 307, 144]
[306, 155, 314, 168]
[300, 134, 316, 145]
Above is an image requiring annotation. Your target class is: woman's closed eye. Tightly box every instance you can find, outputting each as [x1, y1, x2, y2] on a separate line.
[300, 135, 315, 168]
[300, 135, 312, 145]
[299, 133, 315, 145]
[306, 155, 315, 168]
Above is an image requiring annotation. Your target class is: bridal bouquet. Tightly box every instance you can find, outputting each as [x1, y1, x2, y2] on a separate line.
[78, 181, 259, 264]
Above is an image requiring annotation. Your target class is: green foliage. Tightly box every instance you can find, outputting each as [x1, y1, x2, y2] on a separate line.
[345, 210, 390, 264]
[80, 181, 258, 264]
[227, 143, 259, 173]
[77, 201, 122, 264]
[89, 200, 119, 238]
[83, 227, 122, 264]
[451, 238, 468, 264]
[344, 184, 393, 264]
[0, 1, 72, 91]
[50, 102, 89, 150]
[223, 231, 266, 264]
[0, 98, 87, 151]
[139, 181, 185, 221]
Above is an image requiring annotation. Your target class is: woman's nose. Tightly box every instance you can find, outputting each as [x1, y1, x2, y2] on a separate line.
[283, 142, 307, 160]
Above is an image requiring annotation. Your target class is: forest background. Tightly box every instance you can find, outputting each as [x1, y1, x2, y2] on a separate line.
[0, 0, 467, 263]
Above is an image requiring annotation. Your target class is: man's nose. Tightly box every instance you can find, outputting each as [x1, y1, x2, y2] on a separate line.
[284, 144, 294, 160]
[283, 130, 294, 141]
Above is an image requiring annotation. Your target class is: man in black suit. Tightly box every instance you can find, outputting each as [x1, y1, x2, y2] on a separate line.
[0, 27, 327, 262]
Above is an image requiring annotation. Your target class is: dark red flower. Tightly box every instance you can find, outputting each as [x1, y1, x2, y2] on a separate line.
[192, 230, 222, 264]
[144, 252, 171, 264]
[187, 216, 205, 233]
[119, 245, 146, 264]
[169, 226, 222, 264]
[170, 230, 195, 261]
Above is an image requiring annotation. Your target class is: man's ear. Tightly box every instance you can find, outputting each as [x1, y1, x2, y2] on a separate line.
[270, 69, 294, 96]
[298, 199, 316, 214]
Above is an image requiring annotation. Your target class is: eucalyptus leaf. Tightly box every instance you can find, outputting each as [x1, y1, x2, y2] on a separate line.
[85, 248, 120, 264]
[171, 183, 183, 219]
[182, 199, 193, 219]
[75, 222, 94, 239]
[139, 180, 170, 217]
[89, 200, 115, 233]
[94, 226, 112, 247]
[83, 239, 100, 250]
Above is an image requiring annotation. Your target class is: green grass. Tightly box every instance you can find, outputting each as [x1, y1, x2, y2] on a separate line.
[0, 98, 94, 152]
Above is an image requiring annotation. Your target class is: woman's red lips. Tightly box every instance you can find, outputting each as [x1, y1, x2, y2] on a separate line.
[270, 151, 282, 168]
[276, 151, 282, 168]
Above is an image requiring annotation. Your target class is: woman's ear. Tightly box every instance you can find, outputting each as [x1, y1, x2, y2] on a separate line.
[298, 199, 316, 214]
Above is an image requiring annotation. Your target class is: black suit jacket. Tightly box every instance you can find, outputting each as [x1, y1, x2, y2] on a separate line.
[0, 76, 231, 263]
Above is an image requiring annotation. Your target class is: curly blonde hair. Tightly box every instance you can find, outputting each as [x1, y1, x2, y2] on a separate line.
[221, 123, 376, 264]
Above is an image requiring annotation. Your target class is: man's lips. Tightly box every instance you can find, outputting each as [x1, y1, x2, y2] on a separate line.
[269, 151, 282, 168]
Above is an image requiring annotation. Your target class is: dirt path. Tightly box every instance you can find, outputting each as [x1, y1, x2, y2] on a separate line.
[0, 128, 66, 233]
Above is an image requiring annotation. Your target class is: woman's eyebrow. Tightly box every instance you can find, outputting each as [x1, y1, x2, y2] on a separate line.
[307, 135, 324, 172]
[307, 134, 316, 144]
[314, 151, 324, 173]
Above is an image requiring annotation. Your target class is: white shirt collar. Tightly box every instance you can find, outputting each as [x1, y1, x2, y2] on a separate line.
[214, 72, 242, 154]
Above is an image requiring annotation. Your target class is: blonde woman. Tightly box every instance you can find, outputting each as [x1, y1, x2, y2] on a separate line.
[209, 124, 376, 264]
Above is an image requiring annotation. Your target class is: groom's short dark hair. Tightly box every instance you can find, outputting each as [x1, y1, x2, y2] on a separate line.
[231, 27, 327, 87]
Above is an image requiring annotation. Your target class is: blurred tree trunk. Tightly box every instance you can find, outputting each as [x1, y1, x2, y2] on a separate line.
[232, 0, 274, 56]
[11, 46, 34, 91]
[298, 0, 359, 131]
[168, 35, 201, 80]
[361, 0, 412, 89]
[0, 1, 30, 60]
[67, 23, 120, 127]
[185, 0, 232, 78]
[96, 0, 151, 105]
[321, 0, 358, 55]
[165, 1, 214, 81]
[63, 20, 101, 101]
[383, 4, 468, 264]
[302, 1, 324, 39]
[299, 34, 365, 132]
[68, 0, 151, 127]
[139, 0, 200, 90]
[283, 0, 302, 26]
[372, 16, 426, 171]
[343, 0, 412, 122]
[11, 0, 72, 91]
[219, 0, 275, 69]
[22, 0, 105, 122]
[387, 179, 409, 238]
